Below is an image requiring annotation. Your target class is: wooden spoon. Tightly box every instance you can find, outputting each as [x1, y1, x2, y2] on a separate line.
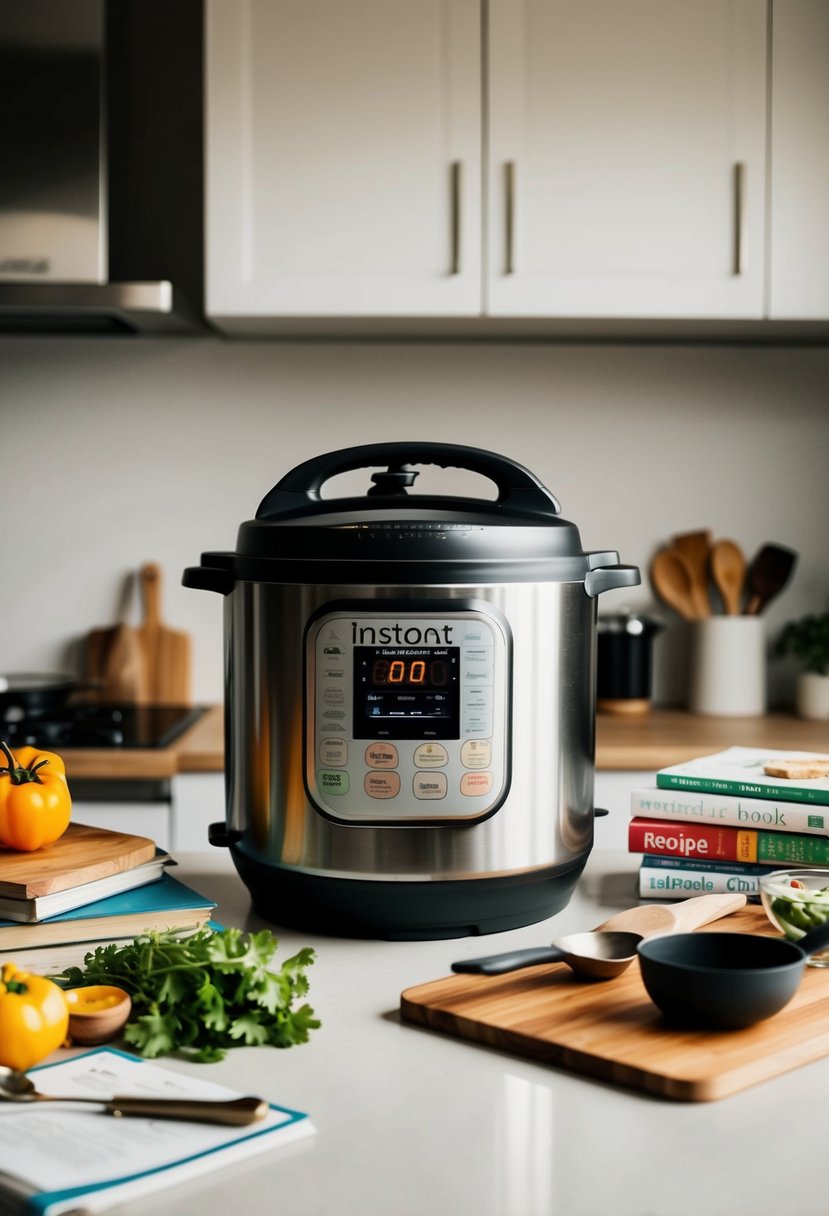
[710, 538, 747, 615]
[593, 892, 746, 936]
[672, 530, 712, 618]
[650, 548, 698, 620]
[744, 544, 798, 615]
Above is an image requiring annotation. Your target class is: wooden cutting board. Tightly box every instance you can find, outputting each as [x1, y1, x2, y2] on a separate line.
[400, 905, 829, 1102]
[84, 621, 149, 704]
[0, 823, 158, 899]
[137, 562, 192, 705]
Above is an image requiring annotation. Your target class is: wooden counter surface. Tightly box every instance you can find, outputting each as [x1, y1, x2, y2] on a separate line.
[59, 704, 828, 780]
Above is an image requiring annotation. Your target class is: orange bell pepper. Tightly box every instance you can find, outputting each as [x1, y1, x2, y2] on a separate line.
[0, 963, 69, 1070]
[0, 741, 72, 851]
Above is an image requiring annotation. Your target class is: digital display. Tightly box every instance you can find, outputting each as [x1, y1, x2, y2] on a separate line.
[353, 646, 460, 740]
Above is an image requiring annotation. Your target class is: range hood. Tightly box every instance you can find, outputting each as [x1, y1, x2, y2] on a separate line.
[0, 0, 201, 334]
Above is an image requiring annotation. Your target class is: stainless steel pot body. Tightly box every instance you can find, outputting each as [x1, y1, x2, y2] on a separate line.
[223, 577, 597, 883]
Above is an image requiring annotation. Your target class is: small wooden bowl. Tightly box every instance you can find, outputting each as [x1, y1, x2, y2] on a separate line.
[65, 985, 132, 1045]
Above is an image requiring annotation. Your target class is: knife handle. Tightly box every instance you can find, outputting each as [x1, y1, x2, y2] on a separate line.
[452, 946, 565, 976]
[105, 1095, 268, 1125]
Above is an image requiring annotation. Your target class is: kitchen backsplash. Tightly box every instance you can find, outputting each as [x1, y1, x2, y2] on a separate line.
[1, 337, 827, 707]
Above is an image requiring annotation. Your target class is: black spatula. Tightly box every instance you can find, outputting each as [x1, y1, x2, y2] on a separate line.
[744, 544, 797, 615]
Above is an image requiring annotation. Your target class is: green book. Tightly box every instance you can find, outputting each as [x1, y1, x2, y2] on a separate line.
[656, 747, 829, 807]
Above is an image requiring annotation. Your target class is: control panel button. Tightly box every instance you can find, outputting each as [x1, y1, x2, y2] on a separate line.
[460, 771, 493, 797]
[413, 743, 448, 768]
[365, 743, 399, 769]
[319, 738, 347, 767]
[364, 772, 401, 799]
[319, 770, 350, 796]
[322, 687, 345, 707]
[413, 772, 448, 800]
[461, 739, 491, 769]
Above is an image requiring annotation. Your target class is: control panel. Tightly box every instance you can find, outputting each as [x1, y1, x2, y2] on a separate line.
[305, 607, 511, 823]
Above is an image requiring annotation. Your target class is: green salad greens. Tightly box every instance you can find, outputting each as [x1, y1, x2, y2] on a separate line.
[55, 926, 320, 1062]
[768, 881, 829, 941]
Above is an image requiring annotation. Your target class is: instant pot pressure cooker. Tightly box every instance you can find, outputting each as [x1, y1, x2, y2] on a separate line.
[183, 443, 639, 939]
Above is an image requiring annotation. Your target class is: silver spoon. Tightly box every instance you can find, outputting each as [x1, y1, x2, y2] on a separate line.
[0, 1066, 268, 1125]
[452, 930, 644, 981]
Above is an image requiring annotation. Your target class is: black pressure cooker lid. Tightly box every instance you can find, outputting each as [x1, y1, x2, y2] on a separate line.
[184, 443, 639, 590]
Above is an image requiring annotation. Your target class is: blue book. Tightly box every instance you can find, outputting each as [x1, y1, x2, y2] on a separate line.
[0, 874, 216, 950]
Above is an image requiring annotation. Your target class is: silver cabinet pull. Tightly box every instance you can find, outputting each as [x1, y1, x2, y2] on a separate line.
[450, 161, 462, 275]
[505, 161, 516, 275]
[732, 162, 745, 276]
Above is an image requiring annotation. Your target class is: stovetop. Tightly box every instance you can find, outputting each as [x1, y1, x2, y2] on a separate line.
[1, 704, 207, 750]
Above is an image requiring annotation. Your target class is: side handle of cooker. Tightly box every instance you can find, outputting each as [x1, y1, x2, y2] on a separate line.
[182, 557, 235, 596]
[256, 441, 562, 519]
[584, 563, 641, 598]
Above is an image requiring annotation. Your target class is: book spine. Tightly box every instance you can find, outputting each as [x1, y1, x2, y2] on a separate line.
[638, 863, 763, 898]
[655, 772, 829, 807]
[639, 854, 769, 877]
[628, 818, 829, 865]
[630, 789, 829, 836]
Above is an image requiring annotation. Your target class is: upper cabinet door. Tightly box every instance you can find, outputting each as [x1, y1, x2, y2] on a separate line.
[769, 0, 829, 319]
[486, 1, 768, 319]
[206, 0, 481, 322]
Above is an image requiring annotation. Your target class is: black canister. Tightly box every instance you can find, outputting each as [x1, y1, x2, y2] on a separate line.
[597, 613, 663, 715]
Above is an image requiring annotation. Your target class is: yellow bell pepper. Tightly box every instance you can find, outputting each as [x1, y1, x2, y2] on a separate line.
[0, 963, 69, 1071]
[0, 741, 72, 851]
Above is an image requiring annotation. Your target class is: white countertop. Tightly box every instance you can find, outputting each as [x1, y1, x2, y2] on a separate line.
[65, 849, 829, 1216]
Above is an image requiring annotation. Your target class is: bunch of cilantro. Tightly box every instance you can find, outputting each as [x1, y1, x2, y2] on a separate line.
[56, 927, 320, 1062]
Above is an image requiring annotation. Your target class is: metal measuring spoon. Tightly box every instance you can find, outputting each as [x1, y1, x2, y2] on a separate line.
[0, 1066, 268, 1124]
[452, 930, 644, 981]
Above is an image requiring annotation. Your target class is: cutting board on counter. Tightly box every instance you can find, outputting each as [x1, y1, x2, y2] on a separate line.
[0, 823, 158, 899]
[84, 621, 148, 703]
[137, 562, 192, 705]
[400, 905, 829, 1102]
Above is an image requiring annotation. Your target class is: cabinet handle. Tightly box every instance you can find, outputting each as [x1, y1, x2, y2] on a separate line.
[450, 161, 462, 275]
[732, 161, 745, 276]
[505, 161, 516, 275]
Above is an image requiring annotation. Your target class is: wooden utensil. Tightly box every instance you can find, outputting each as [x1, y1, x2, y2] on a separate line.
[709, 538, 746, 615]
[137, 563, 192, 705]
[744, 543, 798, 615]
[450, 894, 747, 978]
[400, 903, 829, 1102]
[650, 548, 698, 620]
[672, 530, 712, 618]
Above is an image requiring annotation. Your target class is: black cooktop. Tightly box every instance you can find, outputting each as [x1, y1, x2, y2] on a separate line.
[1, 704, 207, 750]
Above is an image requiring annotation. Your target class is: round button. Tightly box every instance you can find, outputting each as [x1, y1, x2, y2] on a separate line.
[365, 743, 399, 769]
[319, 770, 350, 796]
[364, 771, 401, 799]
[461, 739, 491, 769]
[413, 743, 448, 768]
[413, 772, 448, 800]
[460, 772, 493, 797]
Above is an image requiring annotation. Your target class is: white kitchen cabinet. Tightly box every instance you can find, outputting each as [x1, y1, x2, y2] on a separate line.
[171, 774, 226, 853]
[73, 803, 172, 851]
[486, 0, 768, 319]
[206, 0, 482, 323]
[769, 0, 829, 319]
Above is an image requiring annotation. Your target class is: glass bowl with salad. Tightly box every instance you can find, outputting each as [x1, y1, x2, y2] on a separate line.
[759, 870, 829, 967]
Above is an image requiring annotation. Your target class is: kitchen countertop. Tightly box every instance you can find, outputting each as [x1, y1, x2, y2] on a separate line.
[56, 847, 829, 1216]
[61, 704, 829, 780]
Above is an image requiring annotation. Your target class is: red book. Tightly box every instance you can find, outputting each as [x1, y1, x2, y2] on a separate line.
[628, 817, 829, 866]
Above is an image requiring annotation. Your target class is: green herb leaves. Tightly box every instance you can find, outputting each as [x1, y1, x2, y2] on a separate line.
[57, 927, 320, 1062]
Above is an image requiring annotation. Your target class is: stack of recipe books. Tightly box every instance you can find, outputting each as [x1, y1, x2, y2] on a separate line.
[628, 747, 829, 898]
[0, 822, 216, 972]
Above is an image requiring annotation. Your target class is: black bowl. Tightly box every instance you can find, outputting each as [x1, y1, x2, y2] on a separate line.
[637, 932, 806, 1029]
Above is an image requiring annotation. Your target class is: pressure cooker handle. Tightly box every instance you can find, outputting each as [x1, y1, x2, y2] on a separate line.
[256, 442, 562, 520]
